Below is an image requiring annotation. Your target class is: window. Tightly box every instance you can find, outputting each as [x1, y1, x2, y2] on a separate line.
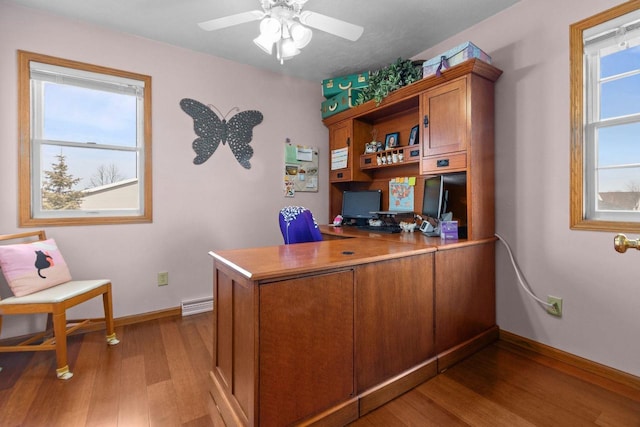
[570, 2, 640, 232]
[18, 51, 152, 226]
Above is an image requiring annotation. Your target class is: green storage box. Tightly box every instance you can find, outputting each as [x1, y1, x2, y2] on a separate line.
[322, 72, 369, 98]
[321, 88, 361, 119]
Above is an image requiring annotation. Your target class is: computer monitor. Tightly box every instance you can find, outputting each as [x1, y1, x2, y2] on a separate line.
[422, 176, 445, 221]
[341, 190, 382, 226]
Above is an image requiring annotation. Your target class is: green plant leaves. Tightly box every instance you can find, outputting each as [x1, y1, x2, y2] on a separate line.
[355, 58, 422, 106]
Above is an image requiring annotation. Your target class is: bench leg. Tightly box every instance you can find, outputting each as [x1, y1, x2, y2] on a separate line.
[52, 311, 73, 380]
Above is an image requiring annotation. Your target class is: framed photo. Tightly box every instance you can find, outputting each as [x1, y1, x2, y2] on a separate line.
[408, 125, 419, 145]
[385, 132, 399, 149]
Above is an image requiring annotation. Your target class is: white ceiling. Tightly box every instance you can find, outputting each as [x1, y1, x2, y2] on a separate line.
[8, 0, 520, 82]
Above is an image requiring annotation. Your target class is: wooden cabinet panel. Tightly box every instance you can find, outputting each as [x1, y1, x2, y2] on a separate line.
[212, 268, 256, 426]
[355, 254, 435, 392]
[259, 270, 354, 426]
[434, 242, 496, 356]
[421, 77, 468, 158]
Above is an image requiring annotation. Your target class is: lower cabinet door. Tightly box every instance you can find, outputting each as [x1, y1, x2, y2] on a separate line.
[355, 253, 435, 392]
[259, 270, 355, 426]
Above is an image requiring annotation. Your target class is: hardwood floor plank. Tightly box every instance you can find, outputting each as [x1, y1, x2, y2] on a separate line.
[85, 327, 124, 427]
[0, 351, 50, 426]
[417, 375, 538, 427]
[140, 319, 173, 386]
[147, 379, 182, 427]
[159, 317, 210, 424]
[117, 354, 149, 426]
[398, 386, 469, 426]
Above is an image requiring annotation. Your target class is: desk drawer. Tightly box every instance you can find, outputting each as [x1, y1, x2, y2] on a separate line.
[330, 168, 352, 182]
[421, 153, 466, 174]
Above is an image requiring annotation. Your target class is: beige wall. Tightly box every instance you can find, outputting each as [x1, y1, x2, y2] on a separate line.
[415, 0, 640, 376]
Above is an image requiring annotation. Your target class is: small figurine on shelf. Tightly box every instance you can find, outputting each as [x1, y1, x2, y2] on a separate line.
[365, 142, 377, 153]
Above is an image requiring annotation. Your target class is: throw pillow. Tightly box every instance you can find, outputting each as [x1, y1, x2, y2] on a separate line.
[0, 238, 72, 297]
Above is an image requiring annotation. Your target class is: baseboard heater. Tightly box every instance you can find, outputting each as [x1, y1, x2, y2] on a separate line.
[181, 297, 213, 316]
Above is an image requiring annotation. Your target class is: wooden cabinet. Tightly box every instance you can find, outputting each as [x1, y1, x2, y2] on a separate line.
[328, 119, 371, 183]
[420, 77, 468, 159]
[209, 240, 438, 426]
[323, 59, 501, 241]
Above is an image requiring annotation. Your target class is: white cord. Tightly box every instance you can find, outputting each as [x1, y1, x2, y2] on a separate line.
[495, 233, 554, 308]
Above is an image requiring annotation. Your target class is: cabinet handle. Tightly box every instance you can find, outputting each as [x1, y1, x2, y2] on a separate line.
[437, 159, 449, 167]
[423, 115, 429, 128]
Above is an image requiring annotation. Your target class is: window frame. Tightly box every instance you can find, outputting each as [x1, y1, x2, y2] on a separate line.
[570, 0, 640, 233]
[18, 50, 153, 226]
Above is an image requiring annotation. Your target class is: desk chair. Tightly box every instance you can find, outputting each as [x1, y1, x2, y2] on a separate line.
[0, 230, 119, 380]
[279, 206, 323, 244]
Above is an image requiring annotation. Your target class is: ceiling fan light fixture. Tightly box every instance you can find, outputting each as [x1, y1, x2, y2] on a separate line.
[253, 33, 275, 54]
[289, 22, 312, 49]
[279, 36, 300, 60]
[259, 16, 281, 42]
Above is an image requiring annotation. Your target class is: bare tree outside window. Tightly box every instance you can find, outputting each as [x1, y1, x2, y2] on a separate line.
[90, 163, 124, 188]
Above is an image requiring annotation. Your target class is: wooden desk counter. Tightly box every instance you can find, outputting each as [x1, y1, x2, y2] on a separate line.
[208, 233, 496, 427]
[209, 236, 435, 282]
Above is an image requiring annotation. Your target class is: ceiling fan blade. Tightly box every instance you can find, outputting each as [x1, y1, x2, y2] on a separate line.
[198, 10, 264, 31]
[299, 11, 363, 41]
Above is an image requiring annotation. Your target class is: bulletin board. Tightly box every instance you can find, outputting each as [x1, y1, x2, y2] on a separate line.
[284, 144, 319, 196]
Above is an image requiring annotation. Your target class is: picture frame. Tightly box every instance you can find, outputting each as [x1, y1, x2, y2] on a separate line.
[385, 132, 399, 149]
[408, 125, 419, 146]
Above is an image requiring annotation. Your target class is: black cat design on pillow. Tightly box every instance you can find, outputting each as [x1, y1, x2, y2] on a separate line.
[34, 250, 54, 279]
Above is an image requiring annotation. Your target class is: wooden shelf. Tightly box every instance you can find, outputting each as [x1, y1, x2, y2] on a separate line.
[360, 147, 421, 170]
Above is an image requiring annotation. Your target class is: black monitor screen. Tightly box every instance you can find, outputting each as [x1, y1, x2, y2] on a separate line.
[422, 176, 444, 220]
[341, 190, 382, 223]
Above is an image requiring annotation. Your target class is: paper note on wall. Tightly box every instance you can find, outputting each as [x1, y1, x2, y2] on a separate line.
[331, 147, 348, 170]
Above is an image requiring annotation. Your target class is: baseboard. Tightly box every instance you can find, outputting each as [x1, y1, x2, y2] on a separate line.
[437, 326, 499, 372]
[499, 329, 640, 391]
[114, 306, 182, 327]
[358, 357, 438, 416]
[0, 306, 183, 345]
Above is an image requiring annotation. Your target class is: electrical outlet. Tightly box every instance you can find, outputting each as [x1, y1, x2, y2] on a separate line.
[158, 271, 169, 286]
[547, 295, 562, 317]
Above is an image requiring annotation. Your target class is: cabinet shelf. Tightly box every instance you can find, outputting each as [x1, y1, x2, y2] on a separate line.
[360, 147, 421, 170]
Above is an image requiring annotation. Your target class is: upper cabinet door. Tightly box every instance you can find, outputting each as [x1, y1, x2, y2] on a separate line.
[421, 77, 468, 157]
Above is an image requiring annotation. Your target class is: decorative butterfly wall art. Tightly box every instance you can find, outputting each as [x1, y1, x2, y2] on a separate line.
[180, 98, 264, 169]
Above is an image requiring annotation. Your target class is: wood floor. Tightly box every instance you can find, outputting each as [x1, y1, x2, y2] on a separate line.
[1, 312, 638, 426]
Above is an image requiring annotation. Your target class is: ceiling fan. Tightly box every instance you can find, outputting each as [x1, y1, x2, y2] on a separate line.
[198, 0, 364, 64]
